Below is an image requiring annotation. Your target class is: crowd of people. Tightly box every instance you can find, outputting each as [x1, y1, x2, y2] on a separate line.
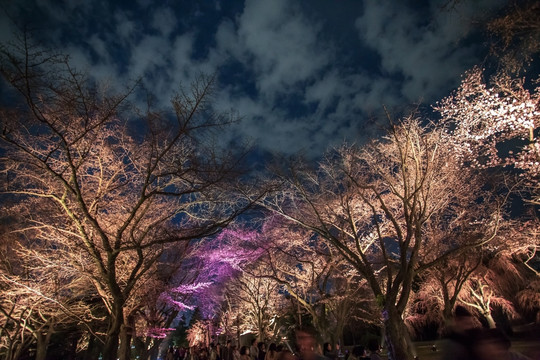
[164, 326, 383, 360]
[165, 311, 534, 360]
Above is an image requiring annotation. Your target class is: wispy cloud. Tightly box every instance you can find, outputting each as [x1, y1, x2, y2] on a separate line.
[0, 0, 507, 159]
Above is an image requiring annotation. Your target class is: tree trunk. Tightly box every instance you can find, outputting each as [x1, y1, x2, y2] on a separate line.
[148, 340, 161, 360]
[441, 303, 455, 335]
[118, 321, 133, 360]
[102, 303, 124, 360]
[103, 334, 120, 360]
[134, 337, 150, 360]
[35, 333, 49, 360]
[84, 332, 102, 360]
[383, 306, 415, 360]
[35, 321, 54, 360]
[484, 312, 496, 329]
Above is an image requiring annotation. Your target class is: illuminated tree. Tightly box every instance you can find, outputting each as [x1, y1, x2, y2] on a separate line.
[223, 262, 284, 342]
[486, 221, 540, 323]
[258, 219, 372, 346]
[177, 227, 269, 346]
[0, 220, 97, 360]
[435, 67, 539, 204]
[186, 318, 215, 347]
[459, 275, 516, 329]
[487, 0, 540, 74]
[127, 246, 202, 360]
[406, 252, 482, 335]
[0, 38, 253, 360]
[258, 117, 503, 360]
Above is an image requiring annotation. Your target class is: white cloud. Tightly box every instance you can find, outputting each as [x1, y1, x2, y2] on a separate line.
[226, 0, 331, 100]
[355, 0, 506, 103]
[0, 0, 509, 159]
[128, 35, 169, 79]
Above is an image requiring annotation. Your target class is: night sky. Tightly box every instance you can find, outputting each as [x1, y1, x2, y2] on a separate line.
[0, 0, 508, 159]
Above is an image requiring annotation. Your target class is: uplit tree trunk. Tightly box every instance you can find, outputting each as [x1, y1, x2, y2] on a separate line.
[459, 276, 509, 330]
[484, 312, 497, 329]
[383, 305, 414, 360]
[103, 302, 125, 360]
[35, 321, 54, 360]
[118, 315, 135, 360]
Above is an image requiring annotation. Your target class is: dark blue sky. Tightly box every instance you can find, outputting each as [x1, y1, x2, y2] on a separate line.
[0, 0, 508, 159]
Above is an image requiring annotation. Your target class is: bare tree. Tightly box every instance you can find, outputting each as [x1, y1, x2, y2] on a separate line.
[222, 264, 283, 342]
[258, 218, 371, 346]
[406, 252, 482, 336]
[0, 219, 96, 360]
[257, 117, 503, 359]
[0, 36, 254, 360]
[487, 0, 540, 73]
[458, 273, 517, 329]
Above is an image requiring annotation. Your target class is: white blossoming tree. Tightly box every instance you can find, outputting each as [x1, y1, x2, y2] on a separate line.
[435, 67, 540, 203]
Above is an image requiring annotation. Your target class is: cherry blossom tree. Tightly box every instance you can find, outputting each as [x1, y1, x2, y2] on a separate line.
[222, 262, 284, 342]
[257, 117, 504, 360]
[435, 67, 540, 204]
[0, 37, 254, 360]
[258, 219, 371, 346]
[0, 219, 97, 360]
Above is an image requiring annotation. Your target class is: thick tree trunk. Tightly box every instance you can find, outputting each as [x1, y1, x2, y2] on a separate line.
[35, 335, 47, 360]
[103, 334, 120, 360]
[383, 306, 415, 360]
[102, 303, 124, 360]
[442, 304, 453, 325]
[118, 322, 133, 360]
[35, 333, 50, 360]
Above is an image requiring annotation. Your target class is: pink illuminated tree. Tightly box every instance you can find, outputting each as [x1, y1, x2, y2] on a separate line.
[125, 245, 201, 360]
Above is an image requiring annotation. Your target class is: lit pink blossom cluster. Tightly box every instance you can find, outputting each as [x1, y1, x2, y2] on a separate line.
[171, 282, 213, 294]
[145, 327, 176, 339]
[159, 293, 196, 311]
[200, 228, 264, 273]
